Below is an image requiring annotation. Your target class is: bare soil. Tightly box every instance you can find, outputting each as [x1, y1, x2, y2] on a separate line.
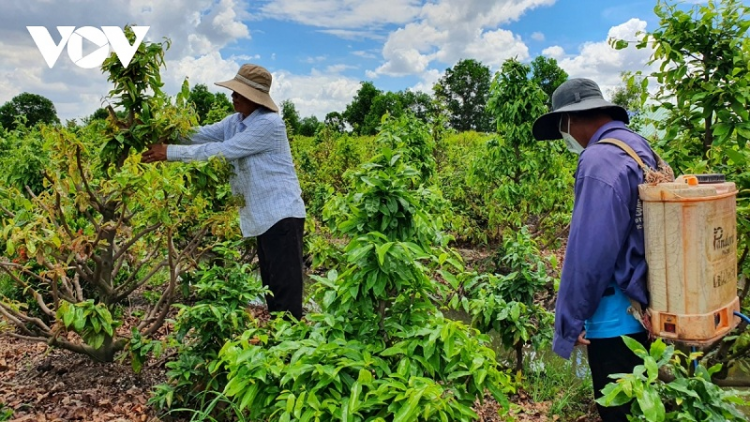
[0, 334, 163, 421]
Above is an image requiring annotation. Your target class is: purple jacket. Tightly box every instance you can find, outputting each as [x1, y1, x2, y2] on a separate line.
[553, 121, 656, 359]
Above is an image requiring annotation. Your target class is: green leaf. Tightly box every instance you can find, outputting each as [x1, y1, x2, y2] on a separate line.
[376, 242, 393, 267]
[614, 39, 630, 50]
[349, 381, 362, 416]
[393, 389, 423, 422]
[286, 393, 295, 414]
[637, 388, 665, 421]
[597, 382, 632, 407]
[622, 336, 648, 358]
[724, 148, 746, 165]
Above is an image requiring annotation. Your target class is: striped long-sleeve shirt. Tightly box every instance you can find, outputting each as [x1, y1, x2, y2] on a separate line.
[167, 108, 306, 237]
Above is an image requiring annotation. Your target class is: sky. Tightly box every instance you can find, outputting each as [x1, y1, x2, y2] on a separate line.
[0, 0, 717, 123]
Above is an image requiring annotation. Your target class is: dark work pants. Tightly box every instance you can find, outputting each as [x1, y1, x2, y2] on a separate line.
[587, 331, 650, 422]
[256, 217, 305, 320]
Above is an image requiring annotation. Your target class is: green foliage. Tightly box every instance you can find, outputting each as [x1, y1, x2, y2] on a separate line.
[0, 123, 48, 195]
[445, 227, 555, 371]
[613, 0, 750, 375]
[293, 127, 372, 219]
[494, 227, 557, 306]
[598, 337, 749, 421]
[324, 111, 346, 132]
[473, 58, 575, 239]
[0, 402, 12, 421]
[434, 59, 493, 132]
[281, 99, 302, 136]
[128, 327, 164, 374]
[522, 351, 592, 419]
[610, 72, 649, 132]
[209, 117, 515, 421]
[56, 300, 120, 351]
[432, 131, 494, 243]
[620, 0, 750, 157]
[0, 26, 239, 363]
[100, 26, 198, 169]
[299, 115, 321, 137]
[341, 86, 437, 136]
[150, 245, 265, 412]
[0, 92, 60, 130]
[530, 56, 569, 109]
[344, 81, 382, 135]
[188, 84, 232, 124]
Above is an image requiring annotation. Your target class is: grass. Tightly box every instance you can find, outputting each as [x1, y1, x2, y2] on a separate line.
[523, 348, 594, 420]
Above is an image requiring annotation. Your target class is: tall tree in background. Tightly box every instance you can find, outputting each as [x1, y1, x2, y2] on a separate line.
[530, 56, 568, 109]
[362, 91, 404, 135]
[344, 81, 381, 135]
[0, 92, 60, 129]
[188, 84, 231, 124]
[298, 115, 320, 137]
[325, 111, 346, 132]
[434, 59, 492, 132]
[188, 84, 214, 123]
[280, 99, 301, 136]
[399, 90, 434, 123]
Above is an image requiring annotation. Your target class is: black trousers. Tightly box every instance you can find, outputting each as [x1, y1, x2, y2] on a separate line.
[587, 331, 650, 422]
[256, 217, 304, 320]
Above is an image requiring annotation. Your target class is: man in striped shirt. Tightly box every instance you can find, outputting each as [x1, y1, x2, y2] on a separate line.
[143, 64, 306, 320]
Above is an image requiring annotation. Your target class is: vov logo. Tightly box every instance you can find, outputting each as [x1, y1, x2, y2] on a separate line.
[27, 26, 150, 69]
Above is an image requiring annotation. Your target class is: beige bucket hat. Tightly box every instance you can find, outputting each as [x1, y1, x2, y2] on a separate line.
[215, 64, 279, 113]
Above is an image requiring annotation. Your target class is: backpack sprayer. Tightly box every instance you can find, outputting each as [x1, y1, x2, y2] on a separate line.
[640, 173, 742, 345]
[602, 139, 747, 347]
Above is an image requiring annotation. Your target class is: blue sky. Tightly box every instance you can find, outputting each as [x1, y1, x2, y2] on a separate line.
[0, 0, 727, 122]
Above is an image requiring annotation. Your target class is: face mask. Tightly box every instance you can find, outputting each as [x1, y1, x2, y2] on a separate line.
[559, 116, 584, 155]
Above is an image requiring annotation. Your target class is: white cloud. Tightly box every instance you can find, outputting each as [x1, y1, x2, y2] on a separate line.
[542, 45, 565, 59]
[0, 1, 659, 126]
[260, 0, 422, 29]
[317, 29, 383, 41]
[324, 64, 358, 74]
[165, 52, 242, 96]
[373, 0, 554, 77]
[302, 56, 328, 64]
[272, 70, 361, 119]
[410, 69, 442, 94]
[0, 0, 250, 121]
[553, 19, 655, 98]
[352, 50, 378, 59]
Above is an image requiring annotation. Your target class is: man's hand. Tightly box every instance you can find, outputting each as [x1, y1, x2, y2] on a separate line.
[142, 144, 167, 163]
[575, 330, 590, 346]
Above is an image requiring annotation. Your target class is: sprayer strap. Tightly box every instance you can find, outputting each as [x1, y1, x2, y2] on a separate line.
[599, 138, 648, 172]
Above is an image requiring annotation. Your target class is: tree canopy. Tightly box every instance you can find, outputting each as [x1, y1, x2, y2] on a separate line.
[433, 59, 493, 132]
[0, 92, 60, 129]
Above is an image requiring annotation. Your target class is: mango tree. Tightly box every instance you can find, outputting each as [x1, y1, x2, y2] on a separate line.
[0, 27, 237, 362]
[613, 0, 750, 385]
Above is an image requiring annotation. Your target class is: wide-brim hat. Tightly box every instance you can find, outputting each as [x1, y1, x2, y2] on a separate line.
[532, 78, 629, 141]
[215, 64, 279, 113]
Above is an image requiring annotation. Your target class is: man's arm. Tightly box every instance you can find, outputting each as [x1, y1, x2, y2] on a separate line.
[553, 176, 631, 359]
[141, 117, 230, 163]
[184, 118, 229, 145]
[166, 118, 276, 163]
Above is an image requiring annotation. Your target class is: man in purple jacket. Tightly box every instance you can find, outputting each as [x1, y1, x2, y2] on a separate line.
[532, 78, 653, 422]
